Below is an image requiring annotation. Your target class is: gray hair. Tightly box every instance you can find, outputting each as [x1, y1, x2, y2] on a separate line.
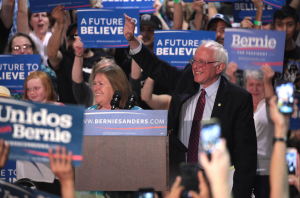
[243, 70, 264, 86]
[200, 40, 228, 74]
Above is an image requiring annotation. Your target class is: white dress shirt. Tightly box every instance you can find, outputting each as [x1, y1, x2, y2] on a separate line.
[178, 77, 221, 164]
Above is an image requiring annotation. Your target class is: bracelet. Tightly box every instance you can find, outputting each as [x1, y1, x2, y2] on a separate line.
[254, 20, 262, 26]
[75, 55, 83, 57]
[273, 137, 287, 144]
[174, 0, 181, 3]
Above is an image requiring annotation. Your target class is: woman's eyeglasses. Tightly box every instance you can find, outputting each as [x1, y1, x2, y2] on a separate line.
[12, 44, 32, 52]
[67, 34, 78, 41]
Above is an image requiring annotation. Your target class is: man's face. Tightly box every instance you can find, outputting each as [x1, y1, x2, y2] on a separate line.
[140, 25, 156, 48]
[208, 20, 229, 46]
[192, 45, 225, 88]
[274, 17, 299, 42]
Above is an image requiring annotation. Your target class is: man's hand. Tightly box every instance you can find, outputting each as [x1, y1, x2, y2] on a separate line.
[52, 5, 66, 25]
[200, 139, 230, 186]
[123, 14, 136, 41]
[153, 0, 162, 16]
[261, 65, 274, 84]
[188, 171, 211, 198]
[225, 62, 238, 83]
[92, 0, 103, 8]
[269, 96, 288, 137]
[73, 36, 84, 57]
[49, 146, 73, 184]
[0, 139, 9, 169]
[166, 176, 185, 198]
[289, 174, 300, 192]
[192, 0, 205, 14]
[240, 17, 253, 29]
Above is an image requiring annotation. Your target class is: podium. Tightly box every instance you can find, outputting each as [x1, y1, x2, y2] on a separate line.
[75, 110, 187, 191]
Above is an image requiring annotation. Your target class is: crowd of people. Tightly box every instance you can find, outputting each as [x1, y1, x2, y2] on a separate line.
[0, 0, 299, 197]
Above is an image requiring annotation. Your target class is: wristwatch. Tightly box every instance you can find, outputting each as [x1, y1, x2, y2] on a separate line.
[273, 136, 287, 144]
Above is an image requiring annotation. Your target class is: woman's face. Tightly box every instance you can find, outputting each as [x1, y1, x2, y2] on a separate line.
[11, 36, 33, 55]
[93, 73, 114, 109]
[27, 78, 47, 103]
[245, 78, 265, 103]
[167, 0, 175, 14]
[29, 12, 50, 36]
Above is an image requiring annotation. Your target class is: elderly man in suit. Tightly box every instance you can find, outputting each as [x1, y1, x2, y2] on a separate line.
[123, 14, 257, 198]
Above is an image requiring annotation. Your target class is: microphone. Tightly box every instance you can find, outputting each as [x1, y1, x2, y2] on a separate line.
[124, 91, 138, 110]
[110, 91, 122, 110]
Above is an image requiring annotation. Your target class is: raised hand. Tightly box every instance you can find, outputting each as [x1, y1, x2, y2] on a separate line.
[73, 36, 84, 57]
[261, 65, 275, 84]
[225, 62, 238, 83]
[0, 139, 9, 169]
[192, 0, 205, 14]
[240, 17, 253, 29]
[123, 14, 136, 41]
[51, 5, 66, 25]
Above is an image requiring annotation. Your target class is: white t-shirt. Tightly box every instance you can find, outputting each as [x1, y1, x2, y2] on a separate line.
[29, 31, 52, 66]
[254, 99, 274, 175]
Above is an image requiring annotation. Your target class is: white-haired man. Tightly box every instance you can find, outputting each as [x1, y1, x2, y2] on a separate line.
[123, 14, 257, 198]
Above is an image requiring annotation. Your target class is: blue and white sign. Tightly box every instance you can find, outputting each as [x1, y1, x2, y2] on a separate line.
[262, 0, 285, 9]
[0, 98, 85, 166]
[100, 0, 155, 13]
[28, 0, 91, 13]
[184, 0, 236, 3]
[0, 55, 41, 94]
[84, 110, 167, 136]
[154, 30, 216, 69]
[0, 161, 16, 183]
[233, 0, 276, 23]
[77, 9, 140, 48]
[224, 28, 285, 72]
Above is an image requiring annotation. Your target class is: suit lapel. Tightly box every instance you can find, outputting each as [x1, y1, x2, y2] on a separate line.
[211, 76, 228, 118]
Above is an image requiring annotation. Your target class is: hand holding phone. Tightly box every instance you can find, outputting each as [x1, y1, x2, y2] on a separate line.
[275, 80, 294, 114]
[179, 163, 199, 197]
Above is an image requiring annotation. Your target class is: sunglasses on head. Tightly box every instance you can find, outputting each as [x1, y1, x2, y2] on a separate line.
[68, 34, 78, 41]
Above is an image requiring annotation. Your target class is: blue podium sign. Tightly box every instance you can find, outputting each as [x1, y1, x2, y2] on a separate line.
[224, 28, 285, 72]
[77, 9, 140, 48]
[100, 0, 155, 13]
[28, 0, 91, 13]
[233, 0, 276, 23]
[0, 55, 41, 94]
[0, 99, 85, 166]
[154, 30, 216, 69]
[84, 110, 167, 136]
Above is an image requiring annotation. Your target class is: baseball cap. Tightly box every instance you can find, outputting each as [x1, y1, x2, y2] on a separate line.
[207, 14, 232, 30]
[66, 22, 78, 38]
[140, 14, 162, 30]
[0, 86, 12, 98]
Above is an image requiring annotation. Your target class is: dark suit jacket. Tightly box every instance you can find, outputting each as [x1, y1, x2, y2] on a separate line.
[130, 43, 257, 198]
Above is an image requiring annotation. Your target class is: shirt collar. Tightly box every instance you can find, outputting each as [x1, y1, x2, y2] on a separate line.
[200, 76, 221, 97]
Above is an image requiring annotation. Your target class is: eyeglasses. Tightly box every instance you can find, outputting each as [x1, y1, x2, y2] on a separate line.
[189, 59, 219, 66]
[12, 44, 32, 52]
[68, 34, 78, 41]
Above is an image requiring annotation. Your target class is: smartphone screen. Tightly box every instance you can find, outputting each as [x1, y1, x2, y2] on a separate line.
[138, 188, 154, 198]
[179, 163, 199, 197]
[275, 80, 294, 114]
[200, 119, 222, 156]
[286, 148, 297, 175]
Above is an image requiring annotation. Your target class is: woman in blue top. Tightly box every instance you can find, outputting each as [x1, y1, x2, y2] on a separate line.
[87, 65, 142, 110]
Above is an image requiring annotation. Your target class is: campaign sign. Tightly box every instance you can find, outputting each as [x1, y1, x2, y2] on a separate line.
[262, 0, 285, 9]
[77, 9, 140, 48]
[224, 29, 285, 72]
[233, 0, 276, 23]
[154, 30, 216, 69]
[100, 0, 155, 13]
[0, 55, 41, 94]
[84, 110, 167, 136]
[0, 98, 85, 166]
[28, 0, 91, 13]
[0, 161, 16, 183]
[184, 0, 236, 3]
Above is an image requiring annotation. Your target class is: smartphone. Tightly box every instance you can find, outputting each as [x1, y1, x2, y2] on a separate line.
[179, 163, 199, 197]
[138, 188, 154, 198]
[275, 80, 294, 114]
[200, 118, 222, 160]
[286, 148, 298, 175]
